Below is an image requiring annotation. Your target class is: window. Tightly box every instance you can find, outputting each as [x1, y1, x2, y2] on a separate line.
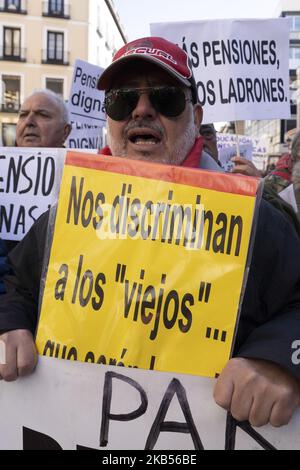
[1, 75, 21, 112]
[48, 0, 64, 16]
[4, 0, 21, 11]
[2, 123, 16, 146]
[43, 0, 69, 18]
[3, 27, 21, 59]
[42, 30, 68, 65]
[47, 31, 64, 62]
[289, 47, 300, 60]
[0, 0, 26, 13]
[291, 16, 300, 32]
[46, 77, 64, 96]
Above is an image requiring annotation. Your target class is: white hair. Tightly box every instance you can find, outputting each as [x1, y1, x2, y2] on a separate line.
[291, 131, 300, 162]
[292, 160, 300, 190]
[24, 89, 70, 125]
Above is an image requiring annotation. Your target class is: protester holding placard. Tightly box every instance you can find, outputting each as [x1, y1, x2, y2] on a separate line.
[0, 90, 72, 293]
[1, 37, 300, 429]
[226, 134, 300, 236]
[1, 90, 71, 249]
[265, 131, 300, 194]
[199, 123, 220, 164]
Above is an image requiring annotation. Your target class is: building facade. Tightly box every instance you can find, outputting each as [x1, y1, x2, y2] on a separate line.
[0, 0, 126, 145]
[244, 0, 300, 155]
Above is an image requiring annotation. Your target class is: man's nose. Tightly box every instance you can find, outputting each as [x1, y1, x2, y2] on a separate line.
[131, 92, 156, 120]
[24, 112, 37, 126]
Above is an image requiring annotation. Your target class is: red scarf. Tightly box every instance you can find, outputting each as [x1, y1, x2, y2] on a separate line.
[99, 136, 204, 169]
[271, 153, 293, 182]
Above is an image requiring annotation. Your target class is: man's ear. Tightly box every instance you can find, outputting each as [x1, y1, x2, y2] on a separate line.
[193, 103, 203, 130]
[63, 123, 72, 142]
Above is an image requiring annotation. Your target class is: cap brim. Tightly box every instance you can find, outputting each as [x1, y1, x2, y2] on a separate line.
[97, 54, 191, 90]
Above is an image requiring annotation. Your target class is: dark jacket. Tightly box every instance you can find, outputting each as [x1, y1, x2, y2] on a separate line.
[0, 239, 9, 295]
[263, 184, 300, 238]
[1, 199, 300, 380]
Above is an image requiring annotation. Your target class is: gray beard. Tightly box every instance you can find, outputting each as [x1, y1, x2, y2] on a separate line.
[107, 119, 198, 166]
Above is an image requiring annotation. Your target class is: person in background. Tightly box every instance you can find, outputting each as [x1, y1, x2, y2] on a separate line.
[231, 133, 300, 187]
[263, 135, 296, 193]
[263, 163, 276, 176]
[15, 89, 71, 148]
[199, 123, 220, 164]
[230, 132, 300, 236]
[1, 89, 72, 266]
[262, 131, 300, 235]
[1, 37, 300, 429]
[264, 154, 293, 193]
[277, 135, 300, 224]
[293, 161, 300, 221]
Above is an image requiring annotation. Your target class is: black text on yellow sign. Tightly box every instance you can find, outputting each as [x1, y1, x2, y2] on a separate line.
[36, 152, 260, 378]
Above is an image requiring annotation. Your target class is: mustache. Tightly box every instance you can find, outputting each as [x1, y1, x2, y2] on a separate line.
[124, 120, 164, 139]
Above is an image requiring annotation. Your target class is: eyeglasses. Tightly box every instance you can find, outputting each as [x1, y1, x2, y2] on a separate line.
[104, 86, 192, 121]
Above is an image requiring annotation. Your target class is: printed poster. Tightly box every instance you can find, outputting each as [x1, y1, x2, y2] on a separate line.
[36, 152, 260, 378]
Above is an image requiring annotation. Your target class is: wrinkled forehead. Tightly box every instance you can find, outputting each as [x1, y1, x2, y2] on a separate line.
[109, 61, 187, 90]
[20, 93, 60, 114]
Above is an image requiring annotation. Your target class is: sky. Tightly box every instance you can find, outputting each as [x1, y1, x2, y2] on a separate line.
[114, 0, 281, 41]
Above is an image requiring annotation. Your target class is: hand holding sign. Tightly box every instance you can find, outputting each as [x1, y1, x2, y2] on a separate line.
[231, 156, 263, 177]
[214, 357, 300, 428]
[0, 330, 37, 381]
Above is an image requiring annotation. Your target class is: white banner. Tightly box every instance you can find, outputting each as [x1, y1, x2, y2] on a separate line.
[68, 59, 106, 126]
[0, 148, 66, 241]
[216, 133, 268, 171]
[0, 356, 299, 450]
[151, 19, 290, 123]
[67, 122, 103, 150]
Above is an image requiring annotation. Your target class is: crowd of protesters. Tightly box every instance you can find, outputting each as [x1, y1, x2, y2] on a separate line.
[0, 37, 300, 432]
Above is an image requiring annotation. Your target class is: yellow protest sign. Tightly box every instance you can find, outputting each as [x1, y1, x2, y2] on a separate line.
[36, 152, 260, 378]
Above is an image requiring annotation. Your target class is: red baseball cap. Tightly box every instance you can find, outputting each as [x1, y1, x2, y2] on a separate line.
[97, 37, 198, 103]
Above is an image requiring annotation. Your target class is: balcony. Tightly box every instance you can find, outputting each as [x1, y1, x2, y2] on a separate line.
[0, 47, 26, 62]
[42, 2, 70, 19]
[42, 49, 69, 66]
[0, 0, 27, 14]
[1, 101, 20, 113]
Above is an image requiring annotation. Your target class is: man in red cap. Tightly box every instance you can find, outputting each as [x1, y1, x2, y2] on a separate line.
[98, 37, 221, 171]
[1, 37, 300, 431]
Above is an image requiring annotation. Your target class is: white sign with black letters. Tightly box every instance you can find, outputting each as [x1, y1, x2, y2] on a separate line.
[68, 59, 106, 126]
[67, 122, 103, 150]
[216, 133, 268, 172]
[151, 19, 290, 123]
[0, 148, 66, 241]
[0, 356, 299, 450]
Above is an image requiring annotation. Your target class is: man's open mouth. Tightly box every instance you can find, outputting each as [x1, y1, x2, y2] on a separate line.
[127, 128, 162, 145]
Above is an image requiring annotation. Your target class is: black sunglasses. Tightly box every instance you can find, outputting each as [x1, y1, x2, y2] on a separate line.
[104, 86, 192, 121]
